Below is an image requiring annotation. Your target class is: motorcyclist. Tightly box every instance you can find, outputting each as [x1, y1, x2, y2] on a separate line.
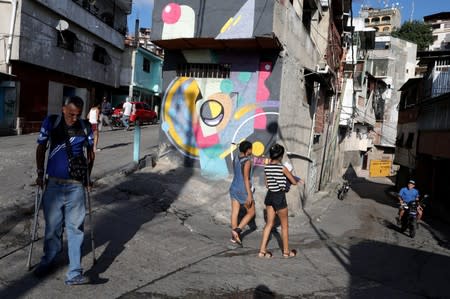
[397, 180, 422, 224]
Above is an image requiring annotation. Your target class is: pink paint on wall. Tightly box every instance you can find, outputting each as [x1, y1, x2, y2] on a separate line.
[193, 122, 220, 148]
[254, 62, 272, 129]
[162, 3, 181, 24]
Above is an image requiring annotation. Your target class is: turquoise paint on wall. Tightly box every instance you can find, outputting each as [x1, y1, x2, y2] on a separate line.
[133, 48, 163, 93]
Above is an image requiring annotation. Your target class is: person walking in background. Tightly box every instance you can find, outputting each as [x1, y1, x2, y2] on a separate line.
[99, 97, 114, 131]
[34, 96, 95, 285]
[229, 141, 256, 246]
[87, 103, 101, 152]
[258, 143, 302, 258]
[122, 98, 133, 131]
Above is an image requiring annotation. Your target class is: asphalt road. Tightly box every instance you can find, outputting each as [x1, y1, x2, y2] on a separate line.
[0, 159, 449, 298]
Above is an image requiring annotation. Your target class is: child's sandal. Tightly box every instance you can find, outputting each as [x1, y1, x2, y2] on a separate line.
[231, 228, 242, 245]
[258, 251, 273, 258]
[282, 249, 297, 258]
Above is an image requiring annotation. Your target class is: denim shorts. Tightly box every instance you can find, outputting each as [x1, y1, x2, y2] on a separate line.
[230, 189, 248, 205]
[264, 191, 287, 211]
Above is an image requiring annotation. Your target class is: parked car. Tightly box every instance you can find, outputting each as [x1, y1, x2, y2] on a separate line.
[111, 102, 158, 126]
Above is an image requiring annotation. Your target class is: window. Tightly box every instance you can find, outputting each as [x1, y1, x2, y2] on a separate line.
[445, 23, 450, 29]
[395, 133, 404, 147]
[433, 35, 438, 41]
[57, 30, 79, 52]
[364, 18, 370, 24]
[383, 27, 390, 32]
[92, 45, 111, 65]
[381, 16, 391, 22]
[372, 17, 380, 24]
[302, 0, 317, 33]
[176, 63, 231, 78]
[404, 132, 414, 149]
[143, 58, 150, 73]
[432, 23, 441, 29]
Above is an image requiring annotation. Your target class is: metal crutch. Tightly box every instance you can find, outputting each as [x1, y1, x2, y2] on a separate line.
[27, 187, 43, 270]
[85, 162, 96, 266]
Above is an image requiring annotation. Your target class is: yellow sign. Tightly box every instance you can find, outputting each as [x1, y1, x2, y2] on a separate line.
[369, 160, 391, 177]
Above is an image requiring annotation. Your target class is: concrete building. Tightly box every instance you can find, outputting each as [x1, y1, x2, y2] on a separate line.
[364, 35, 416, 169]
[424, 12, 450, 51]
[395, 50, 450, 219]
[114, 44, 163, 114]
[0, 0, 131, 134]
[337, 16, 380, 174]
[361, 7, 401, 35]
[151, 0, 351, 197]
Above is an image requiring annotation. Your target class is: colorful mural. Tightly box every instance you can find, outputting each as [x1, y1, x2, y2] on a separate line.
[158, 1, 280, 178]
[161, 3, 195, 39]
[216, 0, 255, 40]
[161, 59, 280, 178]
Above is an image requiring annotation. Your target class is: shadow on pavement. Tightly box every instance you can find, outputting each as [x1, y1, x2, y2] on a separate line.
[346, 239, 450, 298]
[100, 142, 132, 150]
[0, 159, 195, 298]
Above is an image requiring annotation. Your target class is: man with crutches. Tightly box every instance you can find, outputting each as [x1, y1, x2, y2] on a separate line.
[33, 96, 95, 286]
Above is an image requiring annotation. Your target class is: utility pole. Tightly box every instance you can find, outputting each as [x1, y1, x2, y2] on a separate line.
[3, 0, 18, 75]
[410, 0, 415, 22]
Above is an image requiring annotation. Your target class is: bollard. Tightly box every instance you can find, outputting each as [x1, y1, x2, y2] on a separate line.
[133, 120, 141, 163]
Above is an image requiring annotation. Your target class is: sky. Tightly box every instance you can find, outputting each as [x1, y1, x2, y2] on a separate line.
[353, 0, 450, 23]
[127, 0, 450, 33]
[127, 0, 154, 32]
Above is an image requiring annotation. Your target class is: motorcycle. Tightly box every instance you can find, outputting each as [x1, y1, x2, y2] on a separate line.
[337, 180, 351, 200]
[400, 201, 418, 238]
[111, 113, 124, 128]
[399, 194, 428, 238]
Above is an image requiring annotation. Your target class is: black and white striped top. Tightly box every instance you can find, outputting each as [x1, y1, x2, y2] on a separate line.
[265, 164, 286, 192]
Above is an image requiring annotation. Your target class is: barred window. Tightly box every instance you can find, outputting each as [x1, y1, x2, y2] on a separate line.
[176, 63, 231, 78]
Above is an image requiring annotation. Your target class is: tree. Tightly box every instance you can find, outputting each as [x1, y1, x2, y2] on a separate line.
[392, 21, 434, 51]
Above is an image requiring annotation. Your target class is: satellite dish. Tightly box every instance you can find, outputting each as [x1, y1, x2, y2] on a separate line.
[56, 20, 69, 31]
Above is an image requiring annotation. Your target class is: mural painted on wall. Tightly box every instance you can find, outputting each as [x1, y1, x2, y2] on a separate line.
[161, 59, 279, 178]
[160, 0, 256, 40]
[159, 0, 279, 178]
[161, 3, 195, 39]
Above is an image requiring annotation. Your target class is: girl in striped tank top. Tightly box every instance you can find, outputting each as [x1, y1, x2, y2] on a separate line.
[258, 144, 303, 258]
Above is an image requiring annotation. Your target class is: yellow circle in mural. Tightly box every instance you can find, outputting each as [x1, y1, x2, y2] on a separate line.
[252, 141, 265, 157]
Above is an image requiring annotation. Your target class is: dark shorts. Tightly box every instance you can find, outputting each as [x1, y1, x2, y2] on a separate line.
[264, 191, 287, 211]
[91, 124, 98, 132]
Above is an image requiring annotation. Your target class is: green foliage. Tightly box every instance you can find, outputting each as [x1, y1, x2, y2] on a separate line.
[392, 21, 434, 51]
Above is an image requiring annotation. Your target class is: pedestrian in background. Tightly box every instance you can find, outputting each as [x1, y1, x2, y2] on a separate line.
[34, 96, 95, 285]
[229, 141, 256, 246]
[258, 143, 301, 258]
[122, 97, 132, 131]
[99, 97, 114, 131]
[87, 102, 101, 152]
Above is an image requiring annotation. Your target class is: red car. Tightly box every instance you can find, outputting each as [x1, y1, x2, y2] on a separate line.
[112, 101, 158, 126]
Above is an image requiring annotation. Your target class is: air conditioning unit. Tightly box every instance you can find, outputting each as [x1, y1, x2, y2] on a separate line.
[320, 0, 329, 7]
[316, 64, 330, 74]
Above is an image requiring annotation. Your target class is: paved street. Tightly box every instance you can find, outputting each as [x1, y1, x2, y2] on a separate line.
[0, 154, 449, 298]
[0, 125, 160, 237]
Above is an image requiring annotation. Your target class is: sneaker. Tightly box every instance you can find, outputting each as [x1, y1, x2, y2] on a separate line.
[65, 274, 90, 286]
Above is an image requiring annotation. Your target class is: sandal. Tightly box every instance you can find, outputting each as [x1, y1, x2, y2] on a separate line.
[231, 228, 242, 245]
[258, 251, 273, 258]
[282, 249, 297, 258]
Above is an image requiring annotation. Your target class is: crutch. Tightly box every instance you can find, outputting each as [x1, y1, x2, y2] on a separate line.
[27, 186, 43, 270]
[85, 161, 96, 266]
